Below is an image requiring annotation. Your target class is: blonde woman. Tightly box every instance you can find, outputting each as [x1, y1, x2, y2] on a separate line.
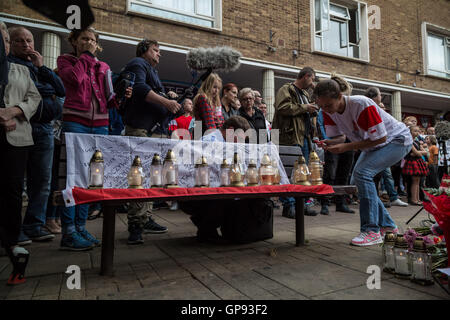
[193, 73, 224, 134]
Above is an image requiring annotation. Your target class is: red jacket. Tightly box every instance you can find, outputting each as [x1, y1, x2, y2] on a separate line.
[57, 52, 117, 127]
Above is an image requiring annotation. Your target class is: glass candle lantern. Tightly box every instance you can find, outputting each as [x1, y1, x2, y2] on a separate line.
[410, 238, 434, 285]
[259, 154, 275, 185]
[294, 156, 311, 186]
[382, 232, 397, 274]
[194, 156, 210, 187]
[127, 156, 144, 189]
[220, 159, 231, 187]
[308, 151, 323, 185]
[150, 154, 163, 188]
[88, 150, 104, 189]
[290, 160, 298, 183]
[163, 149, 179, 188]
[393, 235, 412, 279]
[272, 160, 281, 185]
[229, 152, 245, 187]
[245, 160, 259, 186]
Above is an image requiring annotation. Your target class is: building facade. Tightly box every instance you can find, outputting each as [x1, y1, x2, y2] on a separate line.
[1, 0, 449, 124]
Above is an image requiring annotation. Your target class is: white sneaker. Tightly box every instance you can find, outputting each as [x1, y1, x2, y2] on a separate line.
[391, 199, 408, 207]
[350, 231, 383, 246]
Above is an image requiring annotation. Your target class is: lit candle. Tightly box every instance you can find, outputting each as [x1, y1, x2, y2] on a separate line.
[166, 167, 176, 185]
[200, 170, 209, 186]
[91, 173, 102, 186]
[386, 247, 395, 270]
[130, 169, 142, 186]
[395, 252, 409, 275]
[152, 170, 162, 186]
[413, 257, 425, 280]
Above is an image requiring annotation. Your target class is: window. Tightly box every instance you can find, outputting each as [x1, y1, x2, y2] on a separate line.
[127, 0, 221, 30]
[313, 0, 369, 61]
[425, 31, 450, 79]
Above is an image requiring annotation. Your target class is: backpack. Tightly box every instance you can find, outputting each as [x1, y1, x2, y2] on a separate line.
[221, 199, 274, 244]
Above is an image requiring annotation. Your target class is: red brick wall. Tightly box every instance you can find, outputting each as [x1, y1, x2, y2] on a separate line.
[2, 0, 449, 92]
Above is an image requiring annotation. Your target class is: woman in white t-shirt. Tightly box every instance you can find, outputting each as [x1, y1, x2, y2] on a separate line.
[313, 75, 413, 247]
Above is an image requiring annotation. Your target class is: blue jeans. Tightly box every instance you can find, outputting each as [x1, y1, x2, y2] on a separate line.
[61, 122, 108, 235]
[281, 139, 309, 208]
[23, 123, 54, 233]
[350, 142, 411, 233]
[382, 167, 399, 202]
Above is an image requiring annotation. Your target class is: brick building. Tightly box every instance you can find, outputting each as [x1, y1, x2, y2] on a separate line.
[1, 0, 449, 125]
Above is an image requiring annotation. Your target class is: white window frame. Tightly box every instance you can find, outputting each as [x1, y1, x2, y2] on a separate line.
[422, 22, 450, 79]
[311, 0, 369, 62]
[126, 0, 222, 31]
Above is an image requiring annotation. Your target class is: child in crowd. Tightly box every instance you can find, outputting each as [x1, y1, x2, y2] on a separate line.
[402, 126, 429, 205]
[168, 98, 195, 139]
[425, 134, 440, 188]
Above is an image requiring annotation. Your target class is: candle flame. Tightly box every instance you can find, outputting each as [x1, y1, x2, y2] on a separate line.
[95, 169, 100, 173]
[418, 257, 423, 262]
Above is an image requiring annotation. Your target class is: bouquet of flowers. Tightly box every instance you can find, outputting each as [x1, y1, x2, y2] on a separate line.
[423, 174, 450, 267]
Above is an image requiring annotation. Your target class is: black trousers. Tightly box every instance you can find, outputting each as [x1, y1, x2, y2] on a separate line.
[321, 149, 354, 206]
[0, 131, 29, 249]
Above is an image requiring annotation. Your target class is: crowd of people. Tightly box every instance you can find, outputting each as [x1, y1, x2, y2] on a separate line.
[0, 23, 447, 285]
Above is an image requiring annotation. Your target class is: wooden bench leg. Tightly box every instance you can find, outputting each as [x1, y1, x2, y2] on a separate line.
[294, 197, 305, 246]
[100, 205, 116, 276]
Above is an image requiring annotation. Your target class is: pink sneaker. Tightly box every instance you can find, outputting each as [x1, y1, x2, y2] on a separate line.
[380, 227, 399, 237]
[351, 231, 383, 246]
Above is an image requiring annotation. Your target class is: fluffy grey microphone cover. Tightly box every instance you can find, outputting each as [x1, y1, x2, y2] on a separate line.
[186, 46, 242, 72]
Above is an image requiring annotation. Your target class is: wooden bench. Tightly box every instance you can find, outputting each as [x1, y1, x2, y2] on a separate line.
[52, 140, 357, 276]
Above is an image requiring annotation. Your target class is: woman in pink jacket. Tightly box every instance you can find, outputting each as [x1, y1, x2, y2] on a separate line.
[57, 27, 131, 251]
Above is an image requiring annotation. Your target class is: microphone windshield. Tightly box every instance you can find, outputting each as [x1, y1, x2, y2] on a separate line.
[186, 46, 242, 72]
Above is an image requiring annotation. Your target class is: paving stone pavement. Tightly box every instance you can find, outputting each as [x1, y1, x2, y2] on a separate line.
[0, 200, 448, 300]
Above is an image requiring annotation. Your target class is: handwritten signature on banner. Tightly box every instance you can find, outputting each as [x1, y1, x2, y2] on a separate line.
[64, 133, 289, 190]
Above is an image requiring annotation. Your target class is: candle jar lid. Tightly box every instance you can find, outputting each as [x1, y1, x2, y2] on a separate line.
[384, 232, 397, 245]
[195, 156, 208, 168]
[248, 160, 257, 168]
[151, 154, 162, 165]
[309, 151, 320, 162]
[164, 150, 177, 163]
[261, 154, 271, 166]
[298, 155, 307, 165]
[394, 234, 408, 248]
[90, 150, 104, 163]
[132, 155, 142, 167]
[413, 237, 427, 252]
[221, 159, 230, 168]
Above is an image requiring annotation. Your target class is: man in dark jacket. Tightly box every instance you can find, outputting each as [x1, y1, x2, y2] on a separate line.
[121, 39, 181, 244]
[8, 26, 65, 244]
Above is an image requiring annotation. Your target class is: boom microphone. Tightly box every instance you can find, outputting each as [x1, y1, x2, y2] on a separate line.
[186, 46, 242, 72]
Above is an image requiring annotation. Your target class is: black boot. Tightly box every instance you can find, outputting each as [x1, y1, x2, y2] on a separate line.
[127, 224, 144, 245]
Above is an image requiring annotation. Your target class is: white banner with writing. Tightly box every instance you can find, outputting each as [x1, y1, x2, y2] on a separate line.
[64, 133, 289, 190]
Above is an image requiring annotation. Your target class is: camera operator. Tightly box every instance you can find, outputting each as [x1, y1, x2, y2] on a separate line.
[121, 39, 181, 244]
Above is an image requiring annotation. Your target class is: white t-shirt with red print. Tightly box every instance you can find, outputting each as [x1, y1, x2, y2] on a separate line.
[323, 95, 412, 151]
